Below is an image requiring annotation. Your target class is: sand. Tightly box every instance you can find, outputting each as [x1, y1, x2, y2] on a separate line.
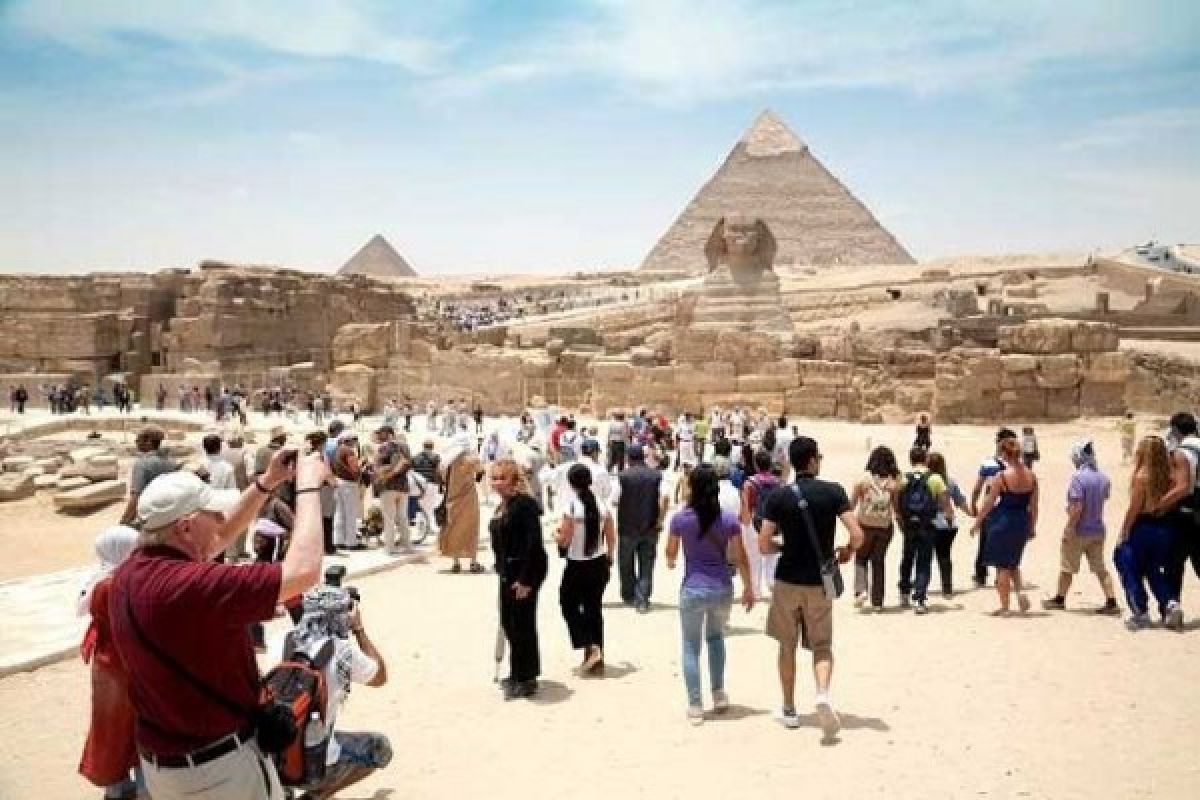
[2, 418, 1200, 799]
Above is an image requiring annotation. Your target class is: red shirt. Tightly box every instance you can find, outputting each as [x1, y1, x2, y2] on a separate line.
[550, 424, 565, 451]
[109, 545, 282, 756]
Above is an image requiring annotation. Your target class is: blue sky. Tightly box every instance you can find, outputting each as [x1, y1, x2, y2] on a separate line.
[1, 1, 1198, 274]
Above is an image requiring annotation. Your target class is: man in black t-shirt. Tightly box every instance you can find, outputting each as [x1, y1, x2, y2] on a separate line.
[759, 436, 863, 738]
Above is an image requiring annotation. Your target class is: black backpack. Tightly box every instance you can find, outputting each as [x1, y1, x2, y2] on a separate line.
[900, 471, 936, 529]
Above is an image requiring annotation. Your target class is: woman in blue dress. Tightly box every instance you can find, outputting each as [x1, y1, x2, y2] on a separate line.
[972, 428, 1039, 615]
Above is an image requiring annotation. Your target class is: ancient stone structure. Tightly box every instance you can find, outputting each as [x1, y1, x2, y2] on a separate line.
[339, 234, 418, 278]
[640, 110, 914, 274]
[685, 216, 794, 341]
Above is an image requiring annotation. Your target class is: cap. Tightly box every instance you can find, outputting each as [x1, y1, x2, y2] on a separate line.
[338, 430, 359, 442]
[137, 471, 240, 532]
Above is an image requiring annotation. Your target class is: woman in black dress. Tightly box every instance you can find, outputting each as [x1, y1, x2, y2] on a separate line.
[489, 458, 548, 699]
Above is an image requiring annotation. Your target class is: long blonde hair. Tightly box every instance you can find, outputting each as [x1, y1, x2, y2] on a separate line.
[1133, 436, 1171, 509]
[491, 458, 531, 498]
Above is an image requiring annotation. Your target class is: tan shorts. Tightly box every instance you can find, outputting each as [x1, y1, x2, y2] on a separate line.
[766, 580, 833, 659]
[1061, 532, 1108, 576]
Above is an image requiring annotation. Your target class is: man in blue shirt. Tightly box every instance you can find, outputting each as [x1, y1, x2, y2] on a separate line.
[1043, 441, 1118, 614]
[969, 434, 1008, 587]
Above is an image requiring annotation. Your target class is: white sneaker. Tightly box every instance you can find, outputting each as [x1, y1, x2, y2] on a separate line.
[815, 695, 841, 739]
[778, 706, 801, 729]
[1164, 601, 1184, 631]
[712, 689, 730, 713]
[853, 592, 867, 609]
[914, 600, 928, 615]
[687, 705, 705, 726]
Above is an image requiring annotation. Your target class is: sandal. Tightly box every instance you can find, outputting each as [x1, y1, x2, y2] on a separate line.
[469, 562, 486, 574]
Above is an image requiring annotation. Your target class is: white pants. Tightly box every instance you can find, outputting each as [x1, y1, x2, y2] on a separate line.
[141, 739, 283, 800]
[333, 478, 361, 547]
[742, 522, 778, 597]
[379, 490, 410, 551]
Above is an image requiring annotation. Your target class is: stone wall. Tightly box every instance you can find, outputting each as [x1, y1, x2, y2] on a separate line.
[1126, 351, 1200, 414]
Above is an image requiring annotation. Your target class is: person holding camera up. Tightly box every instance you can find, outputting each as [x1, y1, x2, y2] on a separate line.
[284, 566, 391, 800]
[109, 446, 328, 800]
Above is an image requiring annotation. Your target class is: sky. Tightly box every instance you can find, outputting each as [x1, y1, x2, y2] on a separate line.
[1, 0, 1198, 275]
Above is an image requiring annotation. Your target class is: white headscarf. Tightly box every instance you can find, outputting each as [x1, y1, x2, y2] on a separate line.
[76, 525, 139, 617]
[1071, 440, 1098, 470]
[441, 430, 475, 467]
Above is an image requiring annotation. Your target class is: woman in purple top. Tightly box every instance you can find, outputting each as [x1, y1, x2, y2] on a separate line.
[666, 465, 756, 725]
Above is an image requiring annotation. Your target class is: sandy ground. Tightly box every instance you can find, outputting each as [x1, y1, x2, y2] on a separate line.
[2, 418, 1200, 799]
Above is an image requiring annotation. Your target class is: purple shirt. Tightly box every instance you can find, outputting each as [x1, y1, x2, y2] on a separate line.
[1067, 467, 1110, 537]
[671, 508, 740, 592]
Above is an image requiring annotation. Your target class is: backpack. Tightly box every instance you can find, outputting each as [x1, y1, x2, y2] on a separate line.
[262, 655, 330, 786]
[857, 474, 894, 529]
[749, 475, 779, 532]
[900, 471, 936, 530]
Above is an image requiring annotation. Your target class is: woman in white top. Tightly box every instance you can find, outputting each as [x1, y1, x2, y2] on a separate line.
[556, 463, 616, 676]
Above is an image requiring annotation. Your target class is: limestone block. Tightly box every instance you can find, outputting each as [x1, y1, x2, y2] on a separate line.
[998, 320, 1073, 355]
[1070, 321, 1119, 353]
[592, 361, 633, 383]
[69, 446, 111, 464]
[715, 331, 780, 367]
[332, 364, 378, 411]
[54, 479, 127, 511]
[921, 268, 953, 281]
[1044, 388, 1081, 420]
[798, 360, 853, 388]
[0, 472, 34, 501]
[1004, 284, 1039, 299]
[559, 349, 596, 376]
[545, 338, 566, 358]
[1084, 351, 1132, 383]
[1001, 355, 1038, 373]
[35, 457, 62, 473]
[1035, 354, 1081, 390]
[22, 465, 45, 478]
[61, 455, 119, 482]
[702, 392, 785, 415]
[1000, 388, 1046, 418]
[791, 335, 820, 358]
[674, 330, 718, 363]
[1080, 381, 1127, 416]
[836, 389, 863, 420]
[737, 373, 798, 393]
[33, 474, 59, 490]
[630, 346, 657, 367]
[547, 327, 602, 348]
[785, 387, 839, 417]
[2, 456, 34, 473]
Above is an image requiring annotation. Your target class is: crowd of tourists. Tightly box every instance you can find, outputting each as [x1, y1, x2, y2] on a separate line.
[7, 381, 136, 414]
[72, 398, 1200, 799]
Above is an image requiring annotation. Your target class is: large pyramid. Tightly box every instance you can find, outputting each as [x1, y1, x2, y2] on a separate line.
[640, 110, 914, 273]
[339, 234, 418, 278]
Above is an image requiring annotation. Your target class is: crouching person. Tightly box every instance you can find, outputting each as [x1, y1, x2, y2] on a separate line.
[285, 566, 391, 800]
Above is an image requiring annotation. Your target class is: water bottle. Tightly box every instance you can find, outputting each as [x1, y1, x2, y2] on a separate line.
[303, 711, 327, 784]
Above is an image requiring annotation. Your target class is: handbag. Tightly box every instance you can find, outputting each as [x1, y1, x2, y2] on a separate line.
[789, 483, 845, 600]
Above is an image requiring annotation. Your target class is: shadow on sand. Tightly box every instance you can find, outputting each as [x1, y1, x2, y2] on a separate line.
[792, 710, 890, 746]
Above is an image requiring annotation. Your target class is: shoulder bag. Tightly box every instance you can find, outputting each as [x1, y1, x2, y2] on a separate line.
[789, 483, 844, 600]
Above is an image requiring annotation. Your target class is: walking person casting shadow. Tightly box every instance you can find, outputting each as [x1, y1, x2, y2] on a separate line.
[556, 464, 616, 677]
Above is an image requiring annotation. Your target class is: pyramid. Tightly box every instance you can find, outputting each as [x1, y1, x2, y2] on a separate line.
[339, 234, 417, 278]
[640, 110, 914, 273]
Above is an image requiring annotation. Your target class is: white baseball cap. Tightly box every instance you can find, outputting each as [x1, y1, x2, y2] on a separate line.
[137, 471, 241, 531]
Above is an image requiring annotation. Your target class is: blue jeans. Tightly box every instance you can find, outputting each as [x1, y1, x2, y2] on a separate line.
[898, 526, 934, 603]
[619, 534, 657, 605]
[1114, 519, 1177, 616]
[679, 586, 732, 706]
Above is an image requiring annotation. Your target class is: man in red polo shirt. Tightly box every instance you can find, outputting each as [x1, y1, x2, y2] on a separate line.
[110, 447, 328, 800]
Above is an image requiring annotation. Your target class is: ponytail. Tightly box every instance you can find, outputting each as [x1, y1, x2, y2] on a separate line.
[567, 463, 601, 556]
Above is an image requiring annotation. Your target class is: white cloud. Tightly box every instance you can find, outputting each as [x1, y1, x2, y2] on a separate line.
[438, 0, 1196, 104]
[1059, 108, 1200, 151]
[5, 0, 455, 74]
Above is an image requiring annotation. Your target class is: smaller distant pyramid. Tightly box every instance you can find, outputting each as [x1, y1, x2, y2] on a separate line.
[339, 234, 417, 278]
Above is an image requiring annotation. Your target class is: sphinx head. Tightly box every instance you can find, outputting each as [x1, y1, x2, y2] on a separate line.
[704, 215, 777, 274]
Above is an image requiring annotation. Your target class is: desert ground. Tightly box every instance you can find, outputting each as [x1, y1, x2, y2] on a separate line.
[2, 417, 1199, 799]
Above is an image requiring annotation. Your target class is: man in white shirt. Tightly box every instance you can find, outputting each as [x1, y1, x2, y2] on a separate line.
[202, 434, 236, 490]
[675, 413, 698, 470]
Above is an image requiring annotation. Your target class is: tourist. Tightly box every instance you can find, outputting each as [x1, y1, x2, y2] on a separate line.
[558, 418, 582, 464]
[119, 427, 177, 525]
[715, 457, 741, 517]
[282, 571, 391, 800]
[14, 383, 27, 413]
[972, 428, 1038, 615]
[489, 458, 548, 699]
[412, 439, 442, 489]
[473, 402, 485, 435]
[77, 525, 140, 800]
[332, 430, 365, 550]
[1043, 441, 1119, 614]
[741, 448, 781, 598]
[250, 483, 297, 649]
[155, 384, 166, 412]
[518, 411, 537, 444]
[849, 446, 900, 611]
[675, 411, 697, 470]
[607, 410, 630, 472]
[914, 411, 933, 451]
[480, 431, 506, 506]
[306, 430, 338, 555]
[222, 434, 252, 561]
[771, 416, 793, 480]
[110, 448, 325, 800]
[382, 398, 399, 431]
[969, 441, 1007, 587]
[666, 464, 756, 725]
[895, 447, 951, 614]
[1118, 412, 1136, 464]
[613, 443, 668, 612]
[709, 405, 726, 447]
[1115, 435, 1183, 631]
[1160, 411, 1200, 623]
[577, 438, 613, 507]
[759, 436, 863, 736]
[694, 411, 710, 464]
[403, 399, 414, 433]
[201, 434, 235, 491]
[556, 463, 616, 676]
[439, 430, 484, 573]
[927, 451, 971, 597]
[373, 425, 412, 555]
[1021, 425, 1040, 469]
